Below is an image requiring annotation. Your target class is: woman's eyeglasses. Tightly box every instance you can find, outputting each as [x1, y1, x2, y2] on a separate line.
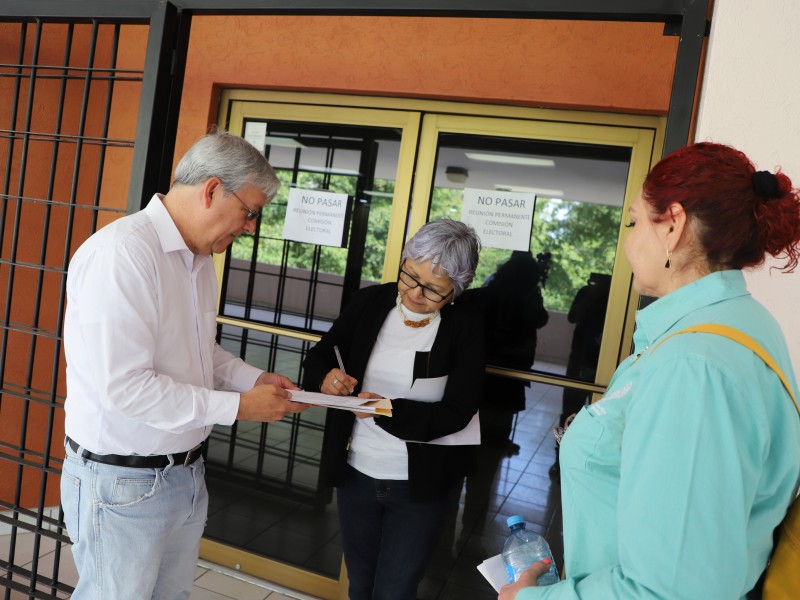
[398, 269, 453, 303]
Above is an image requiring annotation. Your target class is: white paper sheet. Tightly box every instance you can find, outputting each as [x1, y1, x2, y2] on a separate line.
[282, 188, 348, 247]
[290, 390, 392, 416]
[404, 375, 448, 402]
[461, 187, 535, 251]
[477, 553, 508, 592]
[403, 375, 480, 445]
[427, 412, 481, 445]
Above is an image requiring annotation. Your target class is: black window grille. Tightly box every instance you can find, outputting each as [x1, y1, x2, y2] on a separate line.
[0, 18, 142, 599]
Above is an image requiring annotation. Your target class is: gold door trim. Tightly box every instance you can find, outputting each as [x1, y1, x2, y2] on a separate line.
[200, 539, 340, 600]
[220, 89, 664, 130]
[208, 88, 665, 597]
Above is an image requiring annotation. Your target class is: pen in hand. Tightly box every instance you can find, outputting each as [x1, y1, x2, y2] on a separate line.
[332, 346, 358, 396]
[334, 345, 375, 415]
[334, 345, 347, 375]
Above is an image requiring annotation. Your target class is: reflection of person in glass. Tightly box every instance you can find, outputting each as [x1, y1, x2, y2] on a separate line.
[458, 250, 549, 532]
[483, 250, 550, 373]
[551, 272, 611, 476]
[302, 219, 484, 600]
[501, 142, 800, 599]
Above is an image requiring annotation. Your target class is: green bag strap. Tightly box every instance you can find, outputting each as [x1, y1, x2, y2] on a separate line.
[652, 323, 800, 416]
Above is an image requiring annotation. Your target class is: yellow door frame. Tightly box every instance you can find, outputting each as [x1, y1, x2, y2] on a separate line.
[208, 89, 665, 599]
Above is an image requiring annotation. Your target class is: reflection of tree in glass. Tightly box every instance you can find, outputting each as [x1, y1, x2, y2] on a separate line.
[534, 198, 620, 312]
[429, 190, 621, 313]
[230, 172, 395, 282]
[233, 179, 621, 313]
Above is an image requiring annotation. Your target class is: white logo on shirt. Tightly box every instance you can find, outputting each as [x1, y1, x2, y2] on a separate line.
[590, 381, 633, 414]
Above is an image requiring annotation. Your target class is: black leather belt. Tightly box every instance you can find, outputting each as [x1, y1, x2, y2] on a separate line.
[66, 436, 203, 468]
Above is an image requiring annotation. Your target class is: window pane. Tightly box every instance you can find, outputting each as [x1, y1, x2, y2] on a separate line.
[221, 121, 402, 333]
[428, 134, 629, 381]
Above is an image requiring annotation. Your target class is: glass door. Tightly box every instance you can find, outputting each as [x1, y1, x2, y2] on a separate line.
[403, 116, 656, 600]
[201, 99, 420, 599]
[202, 91, 664, 600]
[410, 114, 658, 388]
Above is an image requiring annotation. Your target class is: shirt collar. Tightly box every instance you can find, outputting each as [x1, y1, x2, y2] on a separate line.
[144, 194, 191, 254]
[633, 270, 751, 350]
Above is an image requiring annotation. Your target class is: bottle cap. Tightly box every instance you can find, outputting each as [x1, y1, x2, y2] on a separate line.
[507, 515, 525, 528]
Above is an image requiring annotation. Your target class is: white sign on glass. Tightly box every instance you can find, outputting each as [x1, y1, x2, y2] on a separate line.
[282, 187, 349, 247]
[460, 188, 535, 251]
[243, 121, 267, 152]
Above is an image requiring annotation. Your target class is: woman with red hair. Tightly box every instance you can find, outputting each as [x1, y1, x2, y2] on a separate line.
[502, 142, 800, 599]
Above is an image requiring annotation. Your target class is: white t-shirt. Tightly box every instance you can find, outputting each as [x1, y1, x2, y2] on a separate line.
[348, 301, 441, 479]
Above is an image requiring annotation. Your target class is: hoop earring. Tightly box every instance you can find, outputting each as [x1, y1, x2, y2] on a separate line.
[665, 249, 672, 269]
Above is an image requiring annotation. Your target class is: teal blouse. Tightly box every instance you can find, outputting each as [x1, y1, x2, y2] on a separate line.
[519, 270, 800, 599]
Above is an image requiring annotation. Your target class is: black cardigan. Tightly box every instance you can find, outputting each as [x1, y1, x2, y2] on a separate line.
[302, 283, 486, 502]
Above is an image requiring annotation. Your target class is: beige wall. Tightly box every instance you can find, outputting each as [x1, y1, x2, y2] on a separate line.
[695, 0, 800, 373]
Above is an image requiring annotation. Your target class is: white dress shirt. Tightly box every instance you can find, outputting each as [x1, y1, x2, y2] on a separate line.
[64, 195, 261, 455]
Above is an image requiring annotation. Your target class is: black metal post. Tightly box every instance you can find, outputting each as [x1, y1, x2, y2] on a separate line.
[127, 1, 189, 211]
[663, 0, 710, 155]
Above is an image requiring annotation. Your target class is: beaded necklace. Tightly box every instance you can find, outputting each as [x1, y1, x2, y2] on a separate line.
[395, 294, 439, 328]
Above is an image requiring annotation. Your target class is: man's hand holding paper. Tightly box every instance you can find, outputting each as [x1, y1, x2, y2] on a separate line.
[290, 389, 392, 417]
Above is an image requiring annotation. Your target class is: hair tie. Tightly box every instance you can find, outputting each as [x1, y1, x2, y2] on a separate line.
[752, 170, 780, 199]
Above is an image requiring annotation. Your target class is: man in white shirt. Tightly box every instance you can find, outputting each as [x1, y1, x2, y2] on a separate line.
[61, 131, 308, 599]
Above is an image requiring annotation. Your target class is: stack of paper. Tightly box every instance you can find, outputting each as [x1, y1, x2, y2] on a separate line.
[290, 390, 392, 416]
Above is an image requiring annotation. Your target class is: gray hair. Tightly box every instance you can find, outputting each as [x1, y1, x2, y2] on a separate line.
[173, 130, 280, 200]
[401, 219, 481, 297]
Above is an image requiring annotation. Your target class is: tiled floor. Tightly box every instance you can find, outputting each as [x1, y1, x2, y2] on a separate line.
[0, 531, 319, 599]
[417, 381, 564, 600]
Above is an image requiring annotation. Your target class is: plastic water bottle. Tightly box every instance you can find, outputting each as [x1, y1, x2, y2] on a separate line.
[501, 515, 560, 586]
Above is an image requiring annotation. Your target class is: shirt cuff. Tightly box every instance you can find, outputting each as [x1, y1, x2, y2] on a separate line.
[231, 362, 264, 392]
[208, 390, 241, 426]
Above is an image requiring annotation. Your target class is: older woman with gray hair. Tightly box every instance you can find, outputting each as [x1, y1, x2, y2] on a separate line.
[302, 219, 485, 600]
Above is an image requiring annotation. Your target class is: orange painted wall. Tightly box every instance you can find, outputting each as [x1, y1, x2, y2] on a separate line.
[175, 16, 677, 158]
[0, 22, 146, 508]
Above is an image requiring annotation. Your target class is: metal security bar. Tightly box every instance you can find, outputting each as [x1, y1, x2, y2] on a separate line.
[0, 17, 143, 600]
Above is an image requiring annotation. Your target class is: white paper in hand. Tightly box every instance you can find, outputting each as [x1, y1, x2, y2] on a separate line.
[477, 553, 508, 592]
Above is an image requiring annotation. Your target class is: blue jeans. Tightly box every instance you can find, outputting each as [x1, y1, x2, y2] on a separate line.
[337, 465, 452, 600]
[60, 441, 208, 600]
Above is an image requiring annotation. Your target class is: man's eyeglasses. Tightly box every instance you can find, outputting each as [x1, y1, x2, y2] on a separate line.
[230, 190, 261, 221]
[398, 268, 453, 303]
